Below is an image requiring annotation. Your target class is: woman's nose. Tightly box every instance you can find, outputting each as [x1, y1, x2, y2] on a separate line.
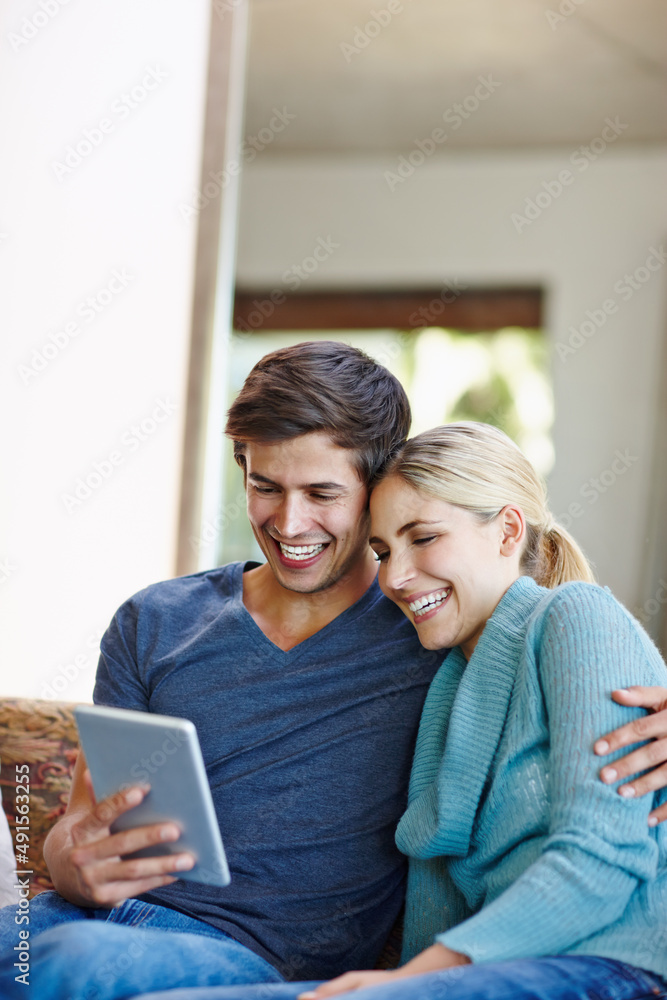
[382, 550, 417, 593]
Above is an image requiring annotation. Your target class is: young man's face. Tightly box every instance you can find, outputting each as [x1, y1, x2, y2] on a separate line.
[243, 431, 373, 594]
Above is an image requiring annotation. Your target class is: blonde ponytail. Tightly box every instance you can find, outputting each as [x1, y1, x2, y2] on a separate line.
[380, 422, 595, 589]
[522, 523, 595, 588]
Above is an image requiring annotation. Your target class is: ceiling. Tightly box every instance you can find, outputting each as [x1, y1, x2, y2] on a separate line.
[243, 0, 667, 153]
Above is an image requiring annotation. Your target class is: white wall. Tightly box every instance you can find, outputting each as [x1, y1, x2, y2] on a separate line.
[0, 1, 211, 700]
[236, 147, 667, 625]
[2, 8, 665, 703]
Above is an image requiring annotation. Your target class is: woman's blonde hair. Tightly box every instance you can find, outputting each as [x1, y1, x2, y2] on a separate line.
[378, 422, 594, 589]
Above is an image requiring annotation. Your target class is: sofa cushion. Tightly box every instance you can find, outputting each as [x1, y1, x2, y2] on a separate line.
[0, 699, 79, 896]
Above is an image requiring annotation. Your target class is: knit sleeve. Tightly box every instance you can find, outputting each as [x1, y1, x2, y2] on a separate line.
[435, 583, 664, 964]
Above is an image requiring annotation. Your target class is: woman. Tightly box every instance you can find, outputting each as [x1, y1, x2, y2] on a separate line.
[146, 422, 667, 1000]
[305, 422, 667, 1000]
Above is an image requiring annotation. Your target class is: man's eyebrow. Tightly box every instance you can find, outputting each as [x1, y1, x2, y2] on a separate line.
[369, 519, 443, 546]
[247, 473, 348, 490]
[247, 473, 278, 485]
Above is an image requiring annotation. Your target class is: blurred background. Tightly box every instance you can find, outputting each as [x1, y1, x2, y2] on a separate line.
[1, 0, 666, 700]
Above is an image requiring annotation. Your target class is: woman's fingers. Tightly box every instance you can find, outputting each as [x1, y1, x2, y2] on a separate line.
[298, 972, 395, 999]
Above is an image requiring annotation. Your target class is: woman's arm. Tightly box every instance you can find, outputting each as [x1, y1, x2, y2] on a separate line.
[595, 686, 667, 824]
[430, 585, 664, 964]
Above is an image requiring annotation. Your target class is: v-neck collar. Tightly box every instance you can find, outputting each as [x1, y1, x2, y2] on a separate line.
[230, 560, 383, 665]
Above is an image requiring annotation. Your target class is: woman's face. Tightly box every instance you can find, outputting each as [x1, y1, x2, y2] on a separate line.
[369, 476, 523, 660]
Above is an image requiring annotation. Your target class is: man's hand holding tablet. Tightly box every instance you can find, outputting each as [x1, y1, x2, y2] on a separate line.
[71, 771, 195, 907]
[43, 705, 230, 908]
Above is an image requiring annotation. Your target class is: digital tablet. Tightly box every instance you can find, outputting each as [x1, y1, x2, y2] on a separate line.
[74, 704, 231, 887]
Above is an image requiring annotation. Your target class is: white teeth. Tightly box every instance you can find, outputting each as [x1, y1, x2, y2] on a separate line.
[408, 589, 451, 616]
[278, 542, 326, 561]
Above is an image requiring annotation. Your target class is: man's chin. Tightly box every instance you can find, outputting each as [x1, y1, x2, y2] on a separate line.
[271, 555, 353, 597]
[274, 565, 337, 595]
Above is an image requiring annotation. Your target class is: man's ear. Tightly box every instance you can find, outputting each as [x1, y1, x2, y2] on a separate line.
[498, 505, 525, 557]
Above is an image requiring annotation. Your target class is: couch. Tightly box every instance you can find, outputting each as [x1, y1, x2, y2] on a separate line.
[0, 698, 80, 896]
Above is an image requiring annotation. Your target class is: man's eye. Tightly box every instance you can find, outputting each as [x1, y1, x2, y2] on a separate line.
[311, 493, 338, 502]
[254, 486, 277, 495]
[373, 551, 389, 563]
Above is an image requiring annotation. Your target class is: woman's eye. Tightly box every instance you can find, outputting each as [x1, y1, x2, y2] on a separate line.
[373, 551, 389, 563]
[413, 535, 436, 546]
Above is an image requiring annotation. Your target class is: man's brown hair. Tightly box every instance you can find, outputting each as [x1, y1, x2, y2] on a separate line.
[225, 340, 411, 486]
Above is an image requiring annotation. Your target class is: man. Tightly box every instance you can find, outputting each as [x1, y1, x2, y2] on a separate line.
[0, 342, 446, 999]
[1, 341, 666, 999]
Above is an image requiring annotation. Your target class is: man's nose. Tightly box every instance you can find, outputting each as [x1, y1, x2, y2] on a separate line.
[273, 494, 310, 538]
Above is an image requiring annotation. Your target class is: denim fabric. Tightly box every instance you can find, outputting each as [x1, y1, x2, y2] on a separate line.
[0, 892, 283, 1000]
[131, 956, 667, 1000]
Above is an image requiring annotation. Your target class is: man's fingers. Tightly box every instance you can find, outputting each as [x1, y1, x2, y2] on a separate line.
[607, 758, 667, 802]
[599, 737, 667, 785]
[649, 800, 667, 827]
[83, 768, 97, 805]
[620, 759, 667, 799]
[611, 686, 667, 711]
[71, 784, 150, 842]
[77, 872, 182, 909]
[80, 851, 195, 889]
[595, 708, 667, 755]
[71, 850, 195, 907]
[71, 820, 181, 862]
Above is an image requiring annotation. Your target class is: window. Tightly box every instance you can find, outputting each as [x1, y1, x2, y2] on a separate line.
[217, 287, 548, 565]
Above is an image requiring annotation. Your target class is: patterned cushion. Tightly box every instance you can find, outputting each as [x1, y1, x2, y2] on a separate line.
[0, 699, 79, 896]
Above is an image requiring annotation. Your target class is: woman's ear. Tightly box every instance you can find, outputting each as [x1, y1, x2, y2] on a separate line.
[498, 506, 525, 557]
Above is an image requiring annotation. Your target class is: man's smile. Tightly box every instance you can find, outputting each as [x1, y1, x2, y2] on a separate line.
[272, 537, 331, 567]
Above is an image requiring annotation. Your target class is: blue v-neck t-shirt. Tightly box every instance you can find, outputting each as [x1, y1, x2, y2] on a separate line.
[93, 561, 443, 980]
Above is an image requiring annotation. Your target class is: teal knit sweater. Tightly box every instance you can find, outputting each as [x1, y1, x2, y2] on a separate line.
[397, 577, 667, 979]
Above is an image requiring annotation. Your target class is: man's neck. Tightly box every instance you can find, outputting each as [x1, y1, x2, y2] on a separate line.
[242, 554, 379, 652]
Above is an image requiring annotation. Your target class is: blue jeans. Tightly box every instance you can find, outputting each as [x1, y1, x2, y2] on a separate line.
[134, 956, 667, 1000]
[0, 890, 283, 1000]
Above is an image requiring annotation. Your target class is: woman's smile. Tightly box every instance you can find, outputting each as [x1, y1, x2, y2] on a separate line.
[407, 587, 452, 619]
